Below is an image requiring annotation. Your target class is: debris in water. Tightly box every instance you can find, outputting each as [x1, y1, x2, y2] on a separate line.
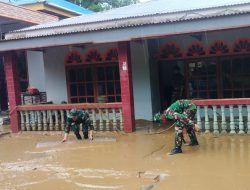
[36, 141, 73, 148]
[140, 184, 154, 190]
[93, 136, 116, 142]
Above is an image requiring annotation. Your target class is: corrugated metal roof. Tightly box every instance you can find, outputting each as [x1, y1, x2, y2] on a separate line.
[5, 0, 250, 39]
[11, 0, 93, 15]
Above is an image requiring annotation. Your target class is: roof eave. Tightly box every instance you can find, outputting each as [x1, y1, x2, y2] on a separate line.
[4, 5, 250, 40]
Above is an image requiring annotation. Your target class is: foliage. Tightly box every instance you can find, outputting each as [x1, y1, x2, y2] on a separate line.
[67, 0, 139, 12]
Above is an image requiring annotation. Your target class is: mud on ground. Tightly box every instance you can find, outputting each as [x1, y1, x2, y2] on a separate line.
[0, 122, 250, 190]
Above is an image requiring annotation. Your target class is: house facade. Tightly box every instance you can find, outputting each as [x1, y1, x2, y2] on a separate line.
[0, 0, 92, 111]
[2, 0, 250, 133]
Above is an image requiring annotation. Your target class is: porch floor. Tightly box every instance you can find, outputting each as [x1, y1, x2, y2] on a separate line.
[0, 121, 249, 190]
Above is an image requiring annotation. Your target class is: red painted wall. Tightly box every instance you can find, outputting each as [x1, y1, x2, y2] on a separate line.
[4, 52, 21, 133]
[118, 42, 135, 132]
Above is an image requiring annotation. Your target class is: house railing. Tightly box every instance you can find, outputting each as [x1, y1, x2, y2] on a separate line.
[193, 98, 250, 134]
[17, 103, 123, 131]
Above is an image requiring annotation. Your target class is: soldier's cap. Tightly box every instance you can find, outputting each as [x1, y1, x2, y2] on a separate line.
[70, 108, 78, 116]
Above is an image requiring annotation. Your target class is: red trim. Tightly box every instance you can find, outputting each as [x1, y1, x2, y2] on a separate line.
[17, 103, 122, 111]
[64, 50, 83, 65]
[85, 49, 103, 63]
[104, 47, 118, 61]
[186, 42, 206, 57]
[208, 40, 230, 55]
[193, 98, 250, 106]
[159, 42, 183, 60]
[233, 38, 250, 53]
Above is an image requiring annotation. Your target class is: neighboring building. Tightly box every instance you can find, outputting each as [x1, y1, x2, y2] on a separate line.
[1, 0, 250, 133]
[10, 0, 93, 19]
[0, 0, 92, 111]
[0, 1, 58, 111]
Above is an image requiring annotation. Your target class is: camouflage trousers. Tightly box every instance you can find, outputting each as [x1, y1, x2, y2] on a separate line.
[174, 120, 198, 150]
[166, 109, 198, 150]
[64, 123, 89, 139]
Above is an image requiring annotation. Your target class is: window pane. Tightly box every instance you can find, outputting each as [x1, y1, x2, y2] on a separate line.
[209, 91, 217, 99]
[223, 90, 232, 98]
[70, 84, 77, 96]
[117, 96, 121, 102]
[71, 98, 78, 103]
[208, 78, 216, 89]
[79, 98, 86, 103]
[87, 97, 94, 103]
[207, 60, 216, 75]
[244, 90, 250, 97]
[243, 79, 250, 88]
[232, 58, 242, 75]
[97, 67, 105, 80]
[243, 57, 250, 74]
[114, 66, 120, 80]
[98, 82, 106, 95]
[199, 80, 207, 90]
[107, 82, 114, 94]
[232, 77, 242, 88]
[86, 68, 93, 81]
[115, 82, 121, 94]
[69, 69, 76, 82]
[199, 91, 207, 99]
[106, 66, 114, 80]
[192, 91, 198, 98]
[108, 96, 115, 102]
[78, 85, 85, 96]
[233, 90, 242, 98]
[77, 69, 84, 82]
[86, 83, 93, 95]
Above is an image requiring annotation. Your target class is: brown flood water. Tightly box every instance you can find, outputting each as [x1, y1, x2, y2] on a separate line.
[0, 121, 250, 190]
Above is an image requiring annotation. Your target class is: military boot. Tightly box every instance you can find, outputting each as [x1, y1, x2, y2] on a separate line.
[168, 148, 182, 155]
[187, 140, 199, 146]
[75, 133, 82, 140]
[83, 131, 89, 139]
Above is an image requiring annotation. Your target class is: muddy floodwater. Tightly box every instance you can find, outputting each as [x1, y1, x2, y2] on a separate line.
[0, 122, 250, 190]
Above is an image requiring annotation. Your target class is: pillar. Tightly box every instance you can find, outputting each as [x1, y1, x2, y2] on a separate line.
[118, 42, 135, 132]
[4, 52, 21, 133]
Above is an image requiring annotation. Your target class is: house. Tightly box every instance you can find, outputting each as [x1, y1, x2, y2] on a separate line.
[0, 0, 92, 111]
[1, 0, 250, 134]
[0, 1, 58, 111]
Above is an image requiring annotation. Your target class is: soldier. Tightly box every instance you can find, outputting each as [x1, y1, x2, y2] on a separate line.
[163, 99, 199, 155]
[62, 108, 94, 142]
[153, 100, 200, 155]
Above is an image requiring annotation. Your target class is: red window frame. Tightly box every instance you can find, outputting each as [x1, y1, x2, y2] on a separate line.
[66, 62, 121, 103]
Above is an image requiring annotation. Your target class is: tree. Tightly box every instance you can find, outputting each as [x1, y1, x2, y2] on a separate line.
[67, 0, 139, 12]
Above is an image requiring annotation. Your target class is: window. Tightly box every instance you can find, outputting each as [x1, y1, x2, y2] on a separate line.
[187, 59, 217, 99]
[67, 63, 121, 103]
[186, 56, 250, 99]
[221, 56, 250, 98]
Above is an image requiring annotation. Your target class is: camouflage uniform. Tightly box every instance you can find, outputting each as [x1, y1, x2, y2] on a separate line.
[65, 109, 94, 140]
[164, 99, 198, 154]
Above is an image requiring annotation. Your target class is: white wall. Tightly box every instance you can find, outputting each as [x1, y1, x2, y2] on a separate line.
[43, 47, 68, 103]
[28, 42, 154, 120]
[26, 51, 46, 91]
[131, 40, 153, 120]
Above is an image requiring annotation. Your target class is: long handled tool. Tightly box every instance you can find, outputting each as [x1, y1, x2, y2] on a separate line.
[145, 122, 176, 135]
[146, 122, 187, 143]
